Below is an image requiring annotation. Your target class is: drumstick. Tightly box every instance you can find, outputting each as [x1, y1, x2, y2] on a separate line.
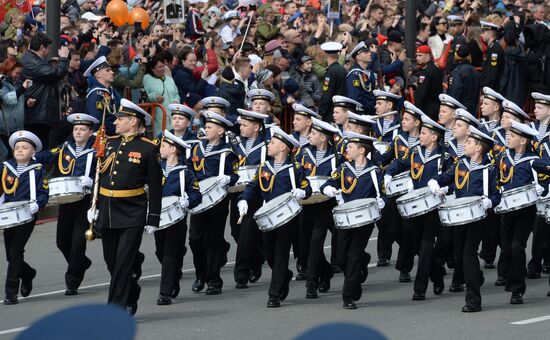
[237, 214, 244, 224]
[372, 111, 398, 119]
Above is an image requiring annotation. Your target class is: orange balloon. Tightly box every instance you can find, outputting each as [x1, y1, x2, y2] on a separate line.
[106, 0, 128, 27]
[127, 7, 150, 30]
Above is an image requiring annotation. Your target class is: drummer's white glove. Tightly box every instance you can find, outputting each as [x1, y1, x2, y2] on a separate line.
[292, 188, 306, 200]
[427, 179, 440, 194]
[144, 225, 157, 234]
[323, 186, 339, 198]
[436, 186, 449, 197]
[79, 176, 93, 188]
[29, 202, 39, 214]
[376, 197, 385, 210]
[178, 197, 189, 209]
[384, 175, 392, 192]
[481, 196, 492, 210]
[218, 175, 231, 186]
[237, 200, 248, 216]
[87, 208, 99, 223]
[535, 183, 544, 196]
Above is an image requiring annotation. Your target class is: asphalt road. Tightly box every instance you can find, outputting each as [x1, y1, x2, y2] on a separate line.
[0, 219, 549, 340]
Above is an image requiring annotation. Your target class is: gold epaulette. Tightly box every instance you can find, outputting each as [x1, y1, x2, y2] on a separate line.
[141, 137, 159, 145]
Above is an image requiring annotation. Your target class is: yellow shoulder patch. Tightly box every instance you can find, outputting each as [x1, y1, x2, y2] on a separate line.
[141, 137, 158, 145]
[295, 161, 301, 169]
[192, 179, 200, 189]
[330, 171, 340, 180]
[42, 178, 48, 189]
[300, 179, 308, 189]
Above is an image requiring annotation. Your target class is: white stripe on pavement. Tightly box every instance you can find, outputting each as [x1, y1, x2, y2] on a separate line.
[511, 315, 550, 325]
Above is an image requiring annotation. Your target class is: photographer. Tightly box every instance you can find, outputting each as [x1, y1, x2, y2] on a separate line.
[0, 58, 32, 163]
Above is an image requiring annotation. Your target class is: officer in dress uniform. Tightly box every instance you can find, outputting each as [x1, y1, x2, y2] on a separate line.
[372, 90, 401, 144]
[318, 42, 348, 121]
[153, 130, 202, 306]
[496, 121, 548, 305]
[378, 101, 423, 280]
[35, 113, 98, 295]
[188, 111, 239, 295]
[84, 56, 121, 135]
[384, 114, 449, 301]
[291, 103, 320, 280]
[164, 104, 201, 159]
[527, 92, 550, 280]
[238, 127, 312, 308]
[346, 40, 377, 115]
[478, 87, 507, 271]
[429, 126, 501, 312]
[480, 21, 504, 92]
[321, 131, 386, 309]
[2, 131, 49, 305]
[232, 109, 269, 289]
[88, 99, 162, 315]
[296, 117, 341, 299]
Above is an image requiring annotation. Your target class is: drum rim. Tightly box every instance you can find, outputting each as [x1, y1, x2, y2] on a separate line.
[333, 198, 377, 212]
[0, 201, 32, 209]
[254, 192, 295, 217]
[0, 202, 33, 229]
[48, 176, 81, 182]
[257, 205, 302, 232]
[189, 184, 228, 215]
[439, 210, 487, 226]
[439, 196, 483, 208]
[495, 186, 538, 214]
[399, 204, 440, 218]
[396, 187, 434, 203]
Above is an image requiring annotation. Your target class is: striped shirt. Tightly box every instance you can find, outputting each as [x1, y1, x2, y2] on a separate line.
[513, 153, 523, 164]
[315, 149, 326, 164]
[75, 145, 84, 158]
[355, 165, 365, 173]
[382, 119, 392, 135]
[16, 163, 28, 175]
[456, 143, 464, 157]
[245, 138, 255, 154]
[444, 130, 453, 143]
[165, 164, 175, 174]
[425, 149, 432, 158]
[469, 160, 480, 170]
[407, 136, 418, 146]
[205, 144, 214, 155]
[273, 161, 284, 172]
[299, 135, 308, 146]
[538, 124, 547, 141]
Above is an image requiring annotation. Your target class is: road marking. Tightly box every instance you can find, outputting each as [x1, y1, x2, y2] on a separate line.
[511, 315, 550, 325]
[0, 327, 28, 336]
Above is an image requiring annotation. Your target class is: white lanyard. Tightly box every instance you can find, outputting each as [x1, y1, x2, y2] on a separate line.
[179, 170, 186, 199]
[370, 170, 380, 198]
[289, 165, 296, 190]
[218, 152, 226, 177]
[84, 152, 93, 178]
[29, 169, 36, 202]
[483, 167, 488, 197]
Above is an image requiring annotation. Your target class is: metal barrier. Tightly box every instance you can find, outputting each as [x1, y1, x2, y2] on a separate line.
[278, 105, 294, 133]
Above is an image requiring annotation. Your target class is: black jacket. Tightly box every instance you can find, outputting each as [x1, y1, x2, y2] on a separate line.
[447, 61, 481, 115]
[215, 79, 246, 119]
[318, 61, 347, 121]
[21, 51, 68, 127]
[172, 64, 207, 99]
[480, 40, 505, 92]
[413, 61, 443, 121]
[499, 46, 527, 107]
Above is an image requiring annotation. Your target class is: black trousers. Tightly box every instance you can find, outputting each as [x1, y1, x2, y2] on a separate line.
[4, 220, 36, 296]
[57, 196, 91, 290]
[500, 205, 536, 295]
[527, 215, 550, 274]
[377, 197, 399, 261]
[234, 198, 263, 284]
[154, 218, 188, 296]
[101, 227, 143, 308]
[338, 224, 374, 301]
[453, 220, 486, 307]
[189, 198, 230, 288]
[263, 216, 298, 297]
[301, 200, 336, 289]
[406, 211, 445, 294]
[479, 211, 500, 264]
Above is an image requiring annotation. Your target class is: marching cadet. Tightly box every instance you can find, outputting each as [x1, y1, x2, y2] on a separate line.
[500, 100, 530, 132]
[478, 87, 506, 271]
[238, 127, 312, 308]
[347, 111, 375, 136]
[165, 104, 201, 159]
[438, 94, 467, 145]
[232, 109, 270, 289]
[297, 117, 340, 299]
[291, 103, 320, 280]
[378, 101, 423, 279]
[384, 115, 449, 301]
[332, 95, 362, 133]
[188, 111, 238, 295]
[346, 40, 377, 115]
[88, 99, 162, 315]
[84, 56, 121, 135]
[318, 42, 348, 121]
[527, 92, 550, 280]
[35, 113, 98, 296]
[447, 109, 481, 163]
[480, 21, 504, 93]
[372, 90, 402, 144]
[247, 89, 278, 125]
[321, 131, 386, 309]
[428, 126, 501, 312]
[497, 121, 546, 305]
[2, 131, 49, 305]
[200, 96, 237, 135]
[154, 130, 202, 306]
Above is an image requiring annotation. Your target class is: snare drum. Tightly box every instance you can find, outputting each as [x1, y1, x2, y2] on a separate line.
[254, 193, 302, 232]
[396, 187, 442, 218]
[374, 141, 390, 155]
[158, 196, 187, 231]
[494, 184, 538, 214]
[189, 177, 228, 214]
[438, 196, 486, 226]
[332, 198, 381, 229]
[387, 172, 413, 197]
[300, 176, 330, 205]
[228, 166, 258, 193]
[48, 176, 90, 205]
[536, 195, 550, 217]
[0, 201, 33, 229]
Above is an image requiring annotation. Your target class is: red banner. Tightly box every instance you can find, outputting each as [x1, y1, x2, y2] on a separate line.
[0, 0, 32, 22]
